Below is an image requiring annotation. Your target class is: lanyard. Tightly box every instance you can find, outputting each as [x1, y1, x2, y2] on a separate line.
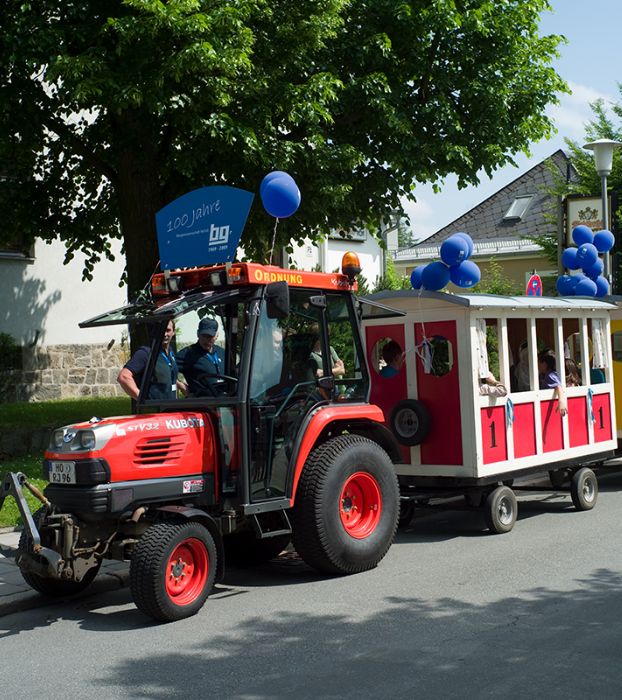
[206, 351, 220, 373]
[160, 350, 173, 368]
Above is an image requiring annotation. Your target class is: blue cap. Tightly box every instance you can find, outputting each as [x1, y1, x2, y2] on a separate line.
[198, 318, 218, 336]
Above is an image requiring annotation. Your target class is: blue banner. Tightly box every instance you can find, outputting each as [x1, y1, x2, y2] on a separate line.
[155, 186, 254, 270]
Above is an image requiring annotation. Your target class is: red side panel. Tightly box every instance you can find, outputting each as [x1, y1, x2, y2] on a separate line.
[592, 393, 613, 442]
[290, 404, 386, 505]
[415, 321, 463, 465]
[513, 403, 537, 458]
[366, 324, 408, 461]
[481, 406, 507, 464]
[568, 397, 589, 448]
[541, 400, 564, 452]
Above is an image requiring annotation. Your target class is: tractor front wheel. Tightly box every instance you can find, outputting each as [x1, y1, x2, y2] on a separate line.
[292, 435, 399, 575]
[130, 520, 216, 622]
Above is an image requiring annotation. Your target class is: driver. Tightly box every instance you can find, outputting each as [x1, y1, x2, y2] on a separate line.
[176, 318, 226, 395]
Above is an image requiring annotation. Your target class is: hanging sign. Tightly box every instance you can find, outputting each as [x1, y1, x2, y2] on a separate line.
[526, 273, 542, 297]
[155, 186, 254, 270]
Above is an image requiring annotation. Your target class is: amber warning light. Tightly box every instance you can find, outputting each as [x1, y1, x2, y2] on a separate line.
[341, 252, 361, 283]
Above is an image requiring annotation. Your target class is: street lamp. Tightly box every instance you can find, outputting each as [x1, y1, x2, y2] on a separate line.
[583, 138, 622, 281]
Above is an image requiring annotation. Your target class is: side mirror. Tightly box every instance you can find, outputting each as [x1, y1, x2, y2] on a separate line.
[265, 281, 290, 319]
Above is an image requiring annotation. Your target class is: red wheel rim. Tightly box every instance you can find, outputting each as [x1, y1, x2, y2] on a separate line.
[165, 537, 209, 606]
[339, 471, 382, 539]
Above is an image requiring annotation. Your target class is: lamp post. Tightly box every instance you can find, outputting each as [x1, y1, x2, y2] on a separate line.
[583, 138, 622, 282]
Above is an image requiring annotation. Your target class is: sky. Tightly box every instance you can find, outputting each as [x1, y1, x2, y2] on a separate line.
[402, 0, 622, 243]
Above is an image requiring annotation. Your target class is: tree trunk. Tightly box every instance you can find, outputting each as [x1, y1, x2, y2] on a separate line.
[112, 109, 163, 352]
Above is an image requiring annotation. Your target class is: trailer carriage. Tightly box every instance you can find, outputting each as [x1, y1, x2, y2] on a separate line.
[363, 291, 617, 532]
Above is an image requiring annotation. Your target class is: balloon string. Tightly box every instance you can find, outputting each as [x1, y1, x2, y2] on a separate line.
[268, 218, 280, 266]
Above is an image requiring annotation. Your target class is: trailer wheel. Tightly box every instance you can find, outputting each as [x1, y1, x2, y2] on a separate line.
[570, 468, 598, 511]
[130, 520, 216, 622]
[292, 435, 399, 575]
[484, 486, 517, 534]
[18, 509, 101, 597]
[224, 532, 290, 567]
[390, 400, 431, 446]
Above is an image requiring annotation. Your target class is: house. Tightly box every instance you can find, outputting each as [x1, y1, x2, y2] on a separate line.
[393, 150, 575, 294]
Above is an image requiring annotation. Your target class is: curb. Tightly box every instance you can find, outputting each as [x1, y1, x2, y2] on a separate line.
[0, 568, 130, 618]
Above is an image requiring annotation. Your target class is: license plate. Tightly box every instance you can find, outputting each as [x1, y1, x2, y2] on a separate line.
[49, 461, 76, 484]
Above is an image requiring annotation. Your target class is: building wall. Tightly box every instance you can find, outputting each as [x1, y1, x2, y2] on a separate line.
[1, 238, 126, 347]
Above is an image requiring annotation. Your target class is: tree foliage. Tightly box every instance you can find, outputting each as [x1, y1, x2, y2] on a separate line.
[534, 88, 622, 285]
[0, 0, 567, 296]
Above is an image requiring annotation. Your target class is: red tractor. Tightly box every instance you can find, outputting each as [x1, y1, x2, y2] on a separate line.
[1, 254, 402, 621]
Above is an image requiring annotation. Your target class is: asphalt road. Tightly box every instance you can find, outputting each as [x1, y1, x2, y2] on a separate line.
[2, 471, 622, 700]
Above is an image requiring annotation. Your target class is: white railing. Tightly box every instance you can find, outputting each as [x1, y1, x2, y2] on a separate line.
[392, 237, 543, 262]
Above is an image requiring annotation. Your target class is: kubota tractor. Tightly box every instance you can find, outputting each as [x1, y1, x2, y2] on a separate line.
[1, 253, 403, 621]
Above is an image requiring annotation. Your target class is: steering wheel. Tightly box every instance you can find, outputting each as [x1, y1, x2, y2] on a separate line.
[195, 373, 238, 396]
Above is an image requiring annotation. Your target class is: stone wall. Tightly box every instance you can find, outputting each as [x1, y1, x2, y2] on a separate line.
[0, 343, 129, 403]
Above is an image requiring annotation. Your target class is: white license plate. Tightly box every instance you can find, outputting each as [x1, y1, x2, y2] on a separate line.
[49, 461, 76, 484]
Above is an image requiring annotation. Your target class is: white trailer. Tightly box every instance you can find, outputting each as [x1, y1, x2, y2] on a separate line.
[362, 291, 617, 532]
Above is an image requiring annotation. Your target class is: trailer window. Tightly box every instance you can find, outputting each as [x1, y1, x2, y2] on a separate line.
[372, 337, 404, 379]
[426, 336, 453, 377]
[507, 318, 533, 392]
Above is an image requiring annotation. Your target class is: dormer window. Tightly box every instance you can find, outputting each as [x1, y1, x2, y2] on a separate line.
[503, 195, 534, 221]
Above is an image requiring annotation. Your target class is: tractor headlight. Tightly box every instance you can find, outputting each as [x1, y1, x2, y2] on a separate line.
[79, 430, 96, 450]
[52, 430, 64, 449]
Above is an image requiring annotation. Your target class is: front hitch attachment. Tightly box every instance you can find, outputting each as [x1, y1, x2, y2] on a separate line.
[0, 472, 63, 577]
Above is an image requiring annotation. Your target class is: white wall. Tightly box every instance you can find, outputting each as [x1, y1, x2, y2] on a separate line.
[0, 238, 127, 346]
[289, 234, 383, 285]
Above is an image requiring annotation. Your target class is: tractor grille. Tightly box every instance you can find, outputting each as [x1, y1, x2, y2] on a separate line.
[133, 435, 187, 466]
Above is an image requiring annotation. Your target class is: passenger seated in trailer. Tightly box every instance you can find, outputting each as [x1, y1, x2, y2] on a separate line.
[590, 367, 606, 384]
[538, 349, 568, 416]
[510, 340, 530, 393]
[565, 358, 582, 387]
[479, 371, 507, 397]
[379, 340, 404, 378]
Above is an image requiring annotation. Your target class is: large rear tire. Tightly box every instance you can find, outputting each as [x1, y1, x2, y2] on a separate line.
[291, 435, 399, 575]
[130, 520, 216, 622]
[18, 509, 101, 597]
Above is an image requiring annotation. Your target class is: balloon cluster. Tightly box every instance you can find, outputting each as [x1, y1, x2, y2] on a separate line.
[556, 225, 614, 298]
[260, 171, 301, 219]
[410, 232, 481, 291]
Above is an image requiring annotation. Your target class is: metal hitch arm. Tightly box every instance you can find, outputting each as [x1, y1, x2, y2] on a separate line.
[0, 472, 63, 577]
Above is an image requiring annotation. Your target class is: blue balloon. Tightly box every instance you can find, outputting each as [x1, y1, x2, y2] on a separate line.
[260, 171, 295, 197]
[562, 247, 580, 270]
[421, 261, 450, 291]
[440, 235, 470, 266]
[260, 176, 301, 218]
[410, 265, 426, 290]
[593, 229, 615, 253]
[453, 232, 474, 259]
[584, 258, 604, 280]
[595, 276, 610, 297]
[556, 274, 578, 296]
[449, 260, 481, 288]
[572, 225, 594, 246]
[574, 275, 597, 297]
[576, 242, 599, 269]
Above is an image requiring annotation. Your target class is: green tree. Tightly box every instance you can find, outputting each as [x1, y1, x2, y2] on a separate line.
[0, 0, 567, 297]
[472, 258, 522, 296]
[532, 90, 622, 286]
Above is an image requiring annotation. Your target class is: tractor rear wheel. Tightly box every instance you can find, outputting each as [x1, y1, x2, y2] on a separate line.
[130, 520, 216, 622]
[18, 508, 101, 597]
[292, 435, 399, 575]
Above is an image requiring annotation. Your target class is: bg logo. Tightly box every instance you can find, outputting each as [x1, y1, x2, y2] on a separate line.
[210, 223, 230, 245]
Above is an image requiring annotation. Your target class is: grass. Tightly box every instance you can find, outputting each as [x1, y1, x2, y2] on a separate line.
[0, 396, 131, 430]
[0, 396, 132, 528]
[0, 454, 47, 528]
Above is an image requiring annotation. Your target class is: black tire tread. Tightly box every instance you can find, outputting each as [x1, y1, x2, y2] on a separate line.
[292, 434, 398, 575]
[130, 519, 215, 622]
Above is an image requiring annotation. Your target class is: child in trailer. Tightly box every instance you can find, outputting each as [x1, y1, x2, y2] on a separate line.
[565, 358, 582, 387]
[538, 349, 568, 416]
